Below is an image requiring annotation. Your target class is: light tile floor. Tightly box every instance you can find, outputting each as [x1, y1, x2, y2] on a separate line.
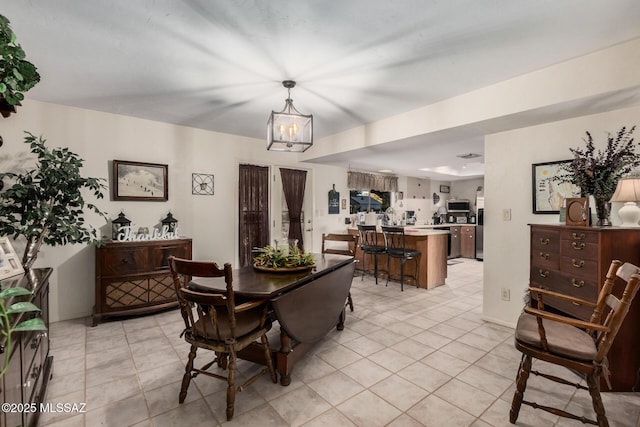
[39, 259, 640, 426]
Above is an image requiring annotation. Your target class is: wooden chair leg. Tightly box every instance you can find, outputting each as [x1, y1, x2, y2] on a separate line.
[179, 344, 198, 404]
[261, 334, 278, 384]
[226, 348, 237, 421]
[587, 373, 609, 427]
[510, 354, 532, 424]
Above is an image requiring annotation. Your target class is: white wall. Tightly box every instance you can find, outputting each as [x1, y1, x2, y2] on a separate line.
[483, 105, 640, 327]
[1, 100, 347, 321]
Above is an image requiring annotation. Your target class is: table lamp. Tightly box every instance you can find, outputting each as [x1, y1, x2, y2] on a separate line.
[610, 175, 640, 227]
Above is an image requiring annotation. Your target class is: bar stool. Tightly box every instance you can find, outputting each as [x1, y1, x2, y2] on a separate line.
[357, 224, 387, 284]
[381, 226, 420, 291]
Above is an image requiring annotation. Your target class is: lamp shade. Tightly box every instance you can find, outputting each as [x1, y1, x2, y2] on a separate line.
[610, 177, 640, 202]
[610, 177, 640, 227]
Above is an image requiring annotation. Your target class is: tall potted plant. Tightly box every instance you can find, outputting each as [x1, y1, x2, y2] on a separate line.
[0, 13, 40, 116]
[0, 132, 107, 268]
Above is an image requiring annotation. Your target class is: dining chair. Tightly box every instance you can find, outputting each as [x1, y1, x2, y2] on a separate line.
[510, 259, 640, 427]
[321, 233, 359, 311]
[168, 256, 277, 421]
[381, 226, 421, 291]
[357, 224, 387, 284]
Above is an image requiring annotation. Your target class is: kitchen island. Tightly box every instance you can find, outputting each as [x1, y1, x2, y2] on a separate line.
[349, 226, 448, 289]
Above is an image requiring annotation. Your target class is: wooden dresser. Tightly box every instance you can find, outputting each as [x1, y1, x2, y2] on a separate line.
[0, 268, 53, 427]
[529, 224, 640, 391]
[94, 238, 192, 325]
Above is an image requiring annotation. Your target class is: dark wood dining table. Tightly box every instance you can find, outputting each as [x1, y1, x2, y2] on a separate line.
[189, 253, 355, 385]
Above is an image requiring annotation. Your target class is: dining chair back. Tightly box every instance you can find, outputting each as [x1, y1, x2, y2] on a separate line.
[168, 256, 277, 421]
[381, 226, 421, 291]
[322, 233, 359, 311]
[357, 224, 387, 284]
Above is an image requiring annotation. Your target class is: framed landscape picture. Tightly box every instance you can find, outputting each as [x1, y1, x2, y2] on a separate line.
[113, 160, 168, 201]
[532, 160, 581, 214]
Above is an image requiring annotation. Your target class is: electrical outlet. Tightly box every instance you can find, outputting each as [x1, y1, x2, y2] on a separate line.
[502, 208, 511, 221]
[501, 288, 510, 301]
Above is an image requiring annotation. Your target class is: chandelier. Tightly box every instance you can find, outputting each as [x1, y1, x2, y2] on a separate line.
[267, 80, 313, 152]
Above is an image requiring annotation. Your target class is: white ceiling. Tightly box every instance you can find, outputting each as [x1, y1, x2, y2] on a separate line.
[3, 1, 640, 179]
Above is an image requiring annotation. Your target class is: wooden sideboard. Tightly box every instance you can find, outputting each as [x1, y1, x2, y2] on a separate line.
[94, 238, 192, 325]
[0, 268, 53, 427]
[529, 224, 640, 391]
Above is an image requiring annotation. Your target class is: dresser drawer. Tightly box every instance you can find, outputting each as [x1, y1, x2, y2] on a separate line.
[531, 229, 560, 251]
[560, 230, 599, 244]
[543, 296, 593, 322]
[560, 255, 598, 279]
[529, 265, 562, 289]
[531, 249, 559, 270]
[553, 273, 598, 302]
[561, 239, 598, 260]
[149, 242, 190, 271]
[100, 247, 149, 276]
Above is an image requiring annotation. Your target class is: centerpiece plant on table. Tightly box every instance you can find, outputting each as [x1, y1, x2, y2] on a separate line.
[253, 244, 315, 269]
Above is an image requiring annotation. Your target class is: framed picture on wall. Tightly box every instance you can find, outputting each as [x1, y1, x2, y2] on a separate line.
[440, 185, 450, 193]
[0, 237, 24, 280]
[532, 160, 581, 214]
[113, 160, 168, 201]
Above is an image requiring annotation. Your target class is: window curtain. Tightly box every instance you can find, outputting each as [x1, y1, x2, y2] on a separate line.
[238, 164, 270, 267]
[347, 171, 398, 192]
[280, 168, 307, 249]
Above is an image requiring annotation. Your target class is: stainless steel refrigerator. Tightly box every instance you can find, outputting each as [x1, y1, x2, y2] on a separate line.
[476, 208, 484, 261]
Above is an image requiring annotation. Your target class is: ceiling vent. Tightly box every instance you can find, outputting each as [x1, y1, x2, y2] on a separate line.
[456, 153, 482, 159]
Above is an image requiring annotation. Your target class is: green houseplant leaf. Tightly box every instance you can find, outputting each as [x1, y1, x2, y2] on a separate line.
[6, 301, 41, 314]
[12, 317, 46, 332]
[0, 286, 33, 299]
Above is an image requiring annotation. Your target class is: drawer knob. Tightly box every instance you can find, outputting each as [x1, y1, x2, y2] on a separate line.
[572, 232, 586, 240]
[539, 238, 550, 245]
[538, 269, 549, 278]
[571, 259, 585, 268]
[120, 258, 130, 264]
[571, 278, 585, 288]
[571, 242, 586, 250]
[539, 252, 550, 260]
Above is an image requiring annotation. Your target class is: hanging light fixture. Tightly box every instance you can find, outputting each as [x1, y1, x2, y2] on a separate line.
[267, 80, 313, 152]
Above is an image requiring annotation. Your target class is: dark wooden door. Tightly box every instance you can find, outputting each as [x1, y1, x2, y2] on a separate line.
[239, 164, 270, 267]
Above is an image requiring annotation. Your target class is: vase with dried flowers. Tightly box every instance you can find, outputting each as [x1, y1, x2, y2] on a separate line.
[557, 126, 640, 226]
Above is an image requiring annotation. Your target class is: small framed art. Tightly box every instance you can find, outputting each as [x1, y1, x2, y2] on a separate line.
[0, 237, 24, 280]
[532, 160, 581, 214]
[440, 185, 450, 193]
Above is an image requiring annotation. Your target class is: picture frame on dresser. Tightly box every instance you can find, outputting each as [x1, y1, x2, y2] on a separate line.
[113, 160, 168, 201]
[0, 237, 24, 279]
[532, 160, 581, 214]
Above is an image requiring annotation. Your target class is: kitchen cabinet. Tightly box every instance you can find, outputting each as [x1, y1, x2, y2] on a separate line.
[449, 226, 461, 258]
[94, 238, 192, 325]
[0, 269, 53, 427]
[460, 226, 476, 258]
[529, 224, 640, 391]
